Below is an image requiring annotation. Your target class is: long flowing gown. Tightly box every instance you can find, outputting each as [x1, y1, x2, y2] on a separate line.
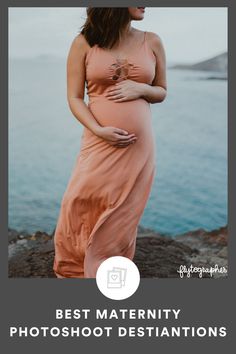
[53, 31, 157, 278]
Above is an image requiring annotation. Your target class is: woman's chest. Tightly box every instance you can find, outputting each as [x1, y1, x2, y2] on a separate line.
[85, 46, 156, 86]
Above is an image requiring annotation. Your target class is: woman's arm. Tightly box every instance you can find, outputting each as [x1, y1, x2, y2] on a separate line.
[67, 34, 103, 134]
[140, 32, 167, 103]
[67, 34, 138, 147]
[105, 32, 167, 104]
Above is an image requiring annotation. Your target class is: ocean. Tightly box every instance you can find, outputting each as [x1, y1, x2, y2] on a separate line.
[9, 57, 227, 236]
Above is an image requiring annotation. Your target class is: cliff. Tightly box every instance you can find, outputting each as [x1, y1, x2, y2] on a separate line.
[172, 52, 227, 74]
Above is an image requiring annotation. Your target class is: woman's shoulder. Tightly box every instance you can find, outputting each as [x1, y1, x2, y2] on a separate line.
[145, 31, 165, 57]
[145, 31, 163, 46]
[69, 33, 91, 53]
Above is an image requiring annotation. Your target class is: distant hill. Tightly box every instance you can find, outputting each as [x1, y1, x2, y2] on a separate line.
[172, 52, 227, 73]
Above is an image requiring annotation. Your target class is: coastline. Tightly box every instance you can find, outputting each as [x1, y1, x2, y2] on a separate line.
[8, 225, 227, 279]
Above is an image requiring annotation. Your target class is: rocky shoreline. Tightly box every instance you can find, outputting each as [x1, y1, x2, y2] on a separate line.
[8, 225, 228, 279]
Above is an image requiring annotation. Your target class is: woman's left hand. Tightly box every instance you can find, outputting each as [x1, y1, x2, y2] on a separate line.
[105, 80, 144, 102]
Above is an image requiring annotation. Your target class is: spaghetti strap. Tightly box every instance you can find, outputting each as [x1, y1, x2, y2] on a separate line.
[144, 31, 147, 43]
[85, 45, 96, 65]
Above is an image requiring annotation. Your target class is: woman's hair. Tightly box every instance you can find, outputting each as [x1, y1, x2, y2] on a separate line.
[80, 8, 131, 49]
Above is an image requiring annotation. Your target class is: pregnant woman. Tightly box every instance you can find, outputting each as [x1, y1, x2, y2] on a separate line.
[53, 7, 167, 278]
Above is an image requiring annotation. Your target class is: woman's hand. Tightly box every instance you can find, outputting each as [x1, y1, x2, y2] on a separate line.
[105, 80, 144, 102]
[94, 126, 137, 148]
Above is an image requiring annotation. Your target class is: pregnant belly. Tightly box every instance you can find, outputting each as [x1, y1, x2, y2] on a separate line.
[88, 97, 152, 137]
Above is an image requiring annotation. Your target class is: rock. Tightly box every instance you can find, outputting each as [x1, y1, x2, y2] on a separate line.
[217, 247, 227, 258]
[8, 225, 228, 279]
[8, 228, 20, 243]
[175, 225, 228, 278]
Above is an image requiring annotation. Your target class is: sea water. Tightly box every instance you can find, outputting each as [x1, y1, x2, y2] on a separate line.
[9, 57, 227, 236]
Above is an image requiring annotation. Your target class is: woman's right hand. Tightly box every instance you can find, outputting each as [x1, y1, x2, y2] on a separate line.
[94, 126, 137, 148]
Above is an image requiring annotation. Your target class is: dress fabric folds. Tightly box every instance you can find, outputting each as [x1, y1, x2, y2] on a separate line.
[53, 31, 157, 278]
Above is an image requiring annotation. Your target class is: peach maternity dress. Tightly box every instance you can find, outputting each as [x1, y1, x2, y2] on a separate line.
[53, 31, 157, 278]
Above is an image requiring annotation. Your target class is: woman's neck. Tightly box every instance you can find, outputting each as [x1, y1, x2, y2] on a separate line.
[120, 22, 133, 39]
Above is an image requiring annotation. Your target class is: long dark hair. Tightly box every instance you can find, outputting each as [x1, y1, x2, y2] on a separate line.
[80, 8, 131, 49]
